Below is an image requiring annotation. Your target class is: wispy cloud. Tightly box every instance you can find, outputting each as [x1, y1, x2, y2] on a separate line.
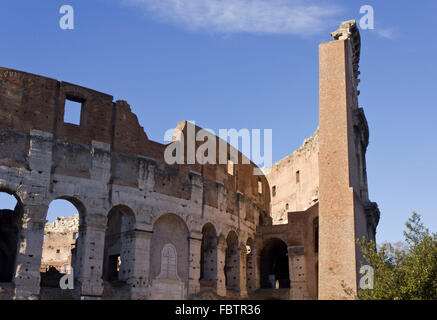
[122, 0, 343, 35]
[374, 27, 398, 40]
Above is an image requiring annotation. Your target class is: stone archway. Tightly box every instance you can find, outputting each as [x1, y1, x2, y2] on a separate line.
[40, 199, 79, 288]
[260, 238, 290, 289]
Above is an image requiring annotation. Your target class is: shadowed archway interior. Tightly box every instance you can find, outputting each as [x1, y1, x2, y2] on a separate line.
[260, 238, 290, 289]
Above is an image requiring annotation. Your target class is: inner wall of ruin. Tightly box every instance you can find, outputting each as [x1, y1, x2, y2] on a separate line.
[41, 215, 78, 272]
[0, 67, 271, 300]
[265, 129, 319, 225]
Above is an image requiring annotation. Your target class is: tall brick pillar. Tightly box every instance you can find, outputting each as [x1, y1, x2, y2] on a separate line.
[318, 21, 362, 299]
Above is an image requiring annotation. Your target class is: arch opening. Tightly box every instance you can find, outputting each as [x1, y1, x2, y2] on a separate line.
[40, 198, 82, 288]
[0, 191, 22, 283]
[260, 238, 290, 289]
[200, 223, 218, 287]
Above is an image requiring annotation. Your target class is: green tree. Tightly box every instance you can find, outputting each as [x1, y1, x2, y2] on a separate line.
[353, 213, 437, 300]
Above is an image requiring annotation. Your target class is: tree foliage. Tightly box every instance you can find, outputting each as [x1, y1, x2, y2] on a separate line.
[355, 213, 437, 300]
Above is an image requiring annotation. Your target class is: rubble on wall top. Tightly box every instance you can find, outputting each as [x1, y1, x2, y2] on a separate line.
[330, 20, 361, 96]
[45, 214, 79, 233]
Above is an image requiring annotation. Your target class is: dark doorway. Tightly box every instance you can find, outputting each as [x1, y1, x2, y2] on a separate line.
[260, 238, 290, 289]
[0, 192, 22, 282]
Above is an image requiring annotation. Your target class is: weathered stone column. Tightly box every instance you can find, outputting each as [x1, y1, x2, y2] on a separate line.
[13, 203, 48, 300]
[125, 229, 153, 299]
[187, 231, 202, 297]
[13, 129, 52, 300]
[238, 243, 248, 298]
[119, 230, 135, 283]
[74, 213, 106, 299]
[246, 248, 258, 293]
[216, 238, 227, 297]
[288, 246, 307, 300]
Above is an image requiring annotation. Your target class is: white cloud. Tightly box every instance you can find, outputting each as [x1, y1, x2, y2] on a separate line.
[374, 27, 398, 40]
[122, 0, 342, 35]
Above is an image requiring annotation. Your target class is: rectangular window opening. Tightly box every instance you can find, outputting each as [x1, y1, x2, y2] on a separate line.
[227, 160, 234, 176]
[258, 179, 263, 194]
[272, 186, 276, 197]
[296, 170, 300, 184]
[64, 97, 83, 125]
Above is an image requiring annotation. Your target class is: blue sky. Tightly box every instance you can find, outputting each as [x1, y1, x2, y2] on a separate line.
[0, 0, 436, 243]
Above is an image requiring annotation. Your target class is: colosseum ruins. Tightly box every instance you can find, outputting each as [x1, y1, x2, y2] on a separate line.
[0, 20, 379, 300]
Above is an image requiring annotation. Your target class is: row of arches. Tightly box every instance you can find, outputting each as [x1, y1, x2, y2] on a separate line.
[0, 190, 291, 297]
[199, 223, 291, 293]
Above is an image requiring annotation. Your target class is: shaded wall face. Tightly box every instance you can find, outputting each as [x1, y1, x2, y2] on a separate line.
[266, 132, 319, 225]
[150, 215, 189, 283]
[102, 208, 135, 281]
[287, 204, 319, 299]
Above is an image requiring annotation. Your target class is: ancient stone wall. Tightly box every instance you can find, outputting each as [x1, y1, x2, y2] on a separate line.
[265, 130, 319, 224]
[0, 67, 270, 300]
